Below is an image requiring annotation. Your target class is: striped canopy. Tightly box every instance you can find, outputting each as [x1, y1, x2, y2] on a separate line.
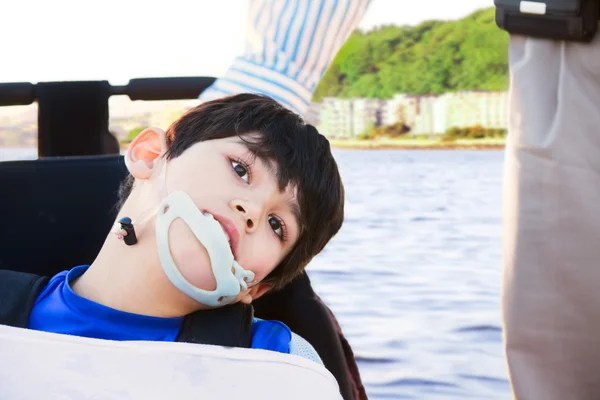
[199, 0, 371, 116]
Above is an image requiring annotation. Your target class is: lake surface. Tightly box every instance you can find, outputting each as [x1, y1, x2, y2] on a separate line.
[0, 147, 509, 399]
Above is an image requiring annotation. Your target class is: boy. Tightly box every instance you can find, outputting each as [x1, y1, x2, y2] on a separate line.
[20, 93, 345, 363]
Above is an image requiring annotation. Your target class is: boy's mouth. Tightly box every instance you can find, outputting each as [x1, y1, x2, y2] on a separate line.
[219, 225, 232, 244]
[202, 211, 239, 259]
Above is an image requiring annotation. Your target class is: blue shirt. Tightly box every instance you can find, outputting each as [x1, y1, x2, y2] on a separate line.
[27, 266, 322, 363]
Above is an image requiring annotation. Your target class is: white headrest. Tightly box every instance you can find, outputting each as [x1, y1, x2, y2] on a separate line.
[0, 324, 342, 400]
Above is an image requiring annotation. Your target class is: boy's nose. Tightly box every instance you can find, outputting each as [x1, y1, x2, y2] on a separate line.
[230, 199, 261, 232]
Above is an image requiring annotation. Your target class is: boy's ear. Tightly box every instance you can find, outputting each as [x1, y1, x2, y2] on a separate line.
[239, 283, 273, 305]
[124, 127, 168, 180]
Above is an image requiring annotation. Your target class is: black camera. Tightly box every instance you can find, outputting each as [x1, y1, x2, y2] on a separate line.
[495, 0, 599, 42]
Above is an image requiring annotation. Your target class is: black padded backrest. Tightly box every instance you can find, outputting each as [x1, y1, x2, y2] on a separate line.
[0, 155, 128, 276]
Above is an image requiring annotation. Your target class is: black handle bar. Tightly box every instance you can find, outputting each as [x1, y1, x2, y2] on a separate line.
[0, 76, 217, 106]
[0, 82, 35, 106]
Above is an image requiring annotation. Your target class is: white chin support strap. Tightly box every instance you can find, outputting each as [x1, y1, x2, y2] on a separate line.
[155, 190, 255, 307]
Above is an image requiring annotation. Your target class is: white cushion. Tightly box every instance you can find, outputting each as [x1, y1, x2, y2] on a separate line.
[0, 324, 342, 400]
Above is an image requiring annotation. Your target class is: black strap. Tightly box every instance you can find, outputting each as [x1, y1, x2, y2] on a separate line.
[0, 267, 253, 348]
[176, 302, 254, 348]
[0, 269, 49, 328]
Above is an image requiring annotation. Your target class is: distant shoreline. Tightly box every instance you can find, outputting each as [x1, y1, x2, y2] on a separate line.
[328, 138, 506, 150]
[1, 138, 507, 153]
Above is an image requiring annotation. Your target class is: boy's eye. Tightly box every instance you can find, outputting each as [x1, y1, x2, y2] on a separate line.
[268, 216, 283, 237]
[231, 160, 249, 183]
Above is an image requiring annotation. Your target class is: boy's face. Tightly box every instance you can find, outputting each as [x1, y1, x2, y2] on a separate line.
[126, 129, 301, 304]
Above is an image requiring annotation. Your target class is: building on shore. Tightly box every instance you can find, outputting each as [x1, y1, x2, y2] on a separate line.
[318, 98, 354, 138]
[435, 91, 508, 134]
[352, 98, 384, 137]
[318, 97, 383, 139]
[315, 90, 509, 138]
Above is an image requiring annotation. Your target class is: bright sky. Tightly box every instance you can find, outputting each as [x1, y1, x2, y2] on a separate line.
[0, 0, 493, 85]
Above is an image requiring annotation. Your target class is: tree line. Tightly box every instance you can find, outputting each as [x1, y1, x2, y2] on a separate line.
[313, 7, 509, 102]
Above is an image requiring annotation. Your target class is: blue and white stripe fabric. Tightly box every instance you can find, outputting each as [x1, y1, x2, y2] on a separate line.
[198, 0, 371, 116]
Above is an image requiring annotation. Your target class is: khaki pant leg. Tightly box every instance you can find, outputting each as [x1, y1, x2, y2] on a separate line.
[503, 34, 600, 399]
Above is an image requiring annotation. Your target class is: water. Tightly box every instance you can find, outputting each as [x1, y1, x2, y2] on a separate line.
[0, 147, 509, 399]
[310, 149, 508, 400]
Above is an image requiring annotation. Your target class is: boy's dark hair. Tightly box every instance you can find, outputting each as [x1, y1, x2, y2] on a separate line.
[118, 94, 344, 290]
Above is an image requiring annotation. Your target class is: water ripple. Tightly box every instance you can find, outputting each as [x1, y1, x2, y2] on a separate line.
[455, 325, 502, 334]
[355, 356, 398, 364]
[384, 378, 459, 388]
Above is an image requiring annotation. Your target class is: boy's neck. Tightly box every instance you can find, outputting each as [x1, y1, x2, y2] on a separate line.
[71, 234, 204, 319]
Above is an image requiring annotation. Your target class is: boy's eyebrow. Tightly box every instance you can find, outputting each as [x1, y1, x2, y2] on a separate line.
[238, 140, 274, 170]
